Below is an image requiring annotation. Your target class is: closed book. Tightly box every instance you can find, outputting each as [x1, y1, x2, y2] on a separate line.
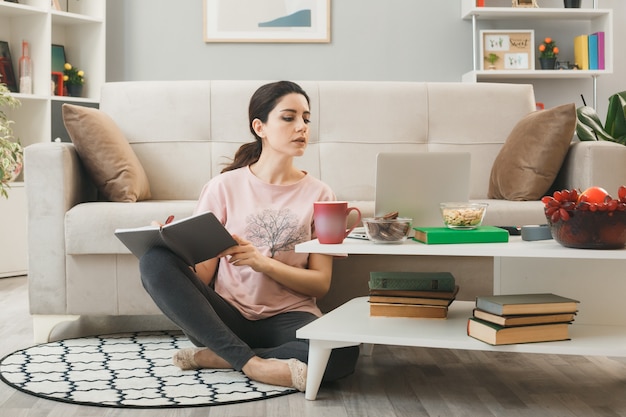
[467, 318, 570, 345]
[473, 308, 576, 327]
[588, 33, 599, 70]
[114, 211, 237, 267]
[412, 226, 509, 245]
[369, 295, 455, 307]
[594, 31, 605, 70]
[574, 34, 589, 70]
[368, 285, 459, 300]
[370, 303, 448, 318]
[369, 271, 456, 292]
[475, 293, 579, 316]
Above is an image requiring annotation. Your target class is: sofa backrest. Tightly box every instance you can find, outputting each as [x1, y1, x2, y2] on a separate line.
[100, 81, 536, 201]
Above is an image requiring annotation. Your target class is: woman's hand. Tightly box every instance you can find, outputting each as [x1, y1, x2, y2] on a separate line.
[218, 234, 270, 272]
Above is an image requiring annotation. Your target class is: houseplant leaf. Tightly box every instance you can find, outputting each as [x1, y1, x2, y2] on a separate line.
[604, 91, 626, 141]
[576, 106, 614, 142]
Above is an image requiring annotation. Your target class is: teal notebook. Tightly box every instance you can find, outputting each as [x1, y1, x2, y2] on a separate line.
[369, 271, 456, 292]
[412, 226, 509, 244]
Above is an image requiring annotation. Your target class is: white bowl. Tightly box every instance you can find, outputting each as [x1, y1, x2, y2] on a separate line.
[440, 203, 488, 230]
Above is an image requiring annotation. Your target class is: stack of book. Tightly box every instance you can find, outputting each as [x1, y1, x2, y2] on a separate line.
[467, 293, 579, 345]
[368, 271, 459, 318]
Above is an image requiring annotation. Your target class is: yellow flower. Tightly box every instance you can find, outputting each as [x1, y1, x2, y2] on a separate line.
[64, 63, 72, 71]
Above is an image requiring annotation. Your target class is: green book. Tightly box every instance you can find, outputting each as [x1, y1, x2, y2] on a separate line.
[475, 293, 580, 316]
[369, 271, 456, 292]
[412, 226, 509, 244]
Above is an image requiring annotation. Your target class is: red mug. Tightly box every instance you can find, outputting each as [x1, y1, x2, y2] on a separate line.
[313, 201, 362, 244]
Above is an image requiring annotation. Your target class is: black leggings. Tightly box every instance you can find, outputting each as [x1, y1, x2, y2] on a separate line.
[139, 246, 359, 381]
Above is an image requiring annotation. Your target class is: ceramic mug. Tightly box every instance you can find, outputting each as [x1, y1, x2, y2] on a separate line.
[313, 201, 362, 244]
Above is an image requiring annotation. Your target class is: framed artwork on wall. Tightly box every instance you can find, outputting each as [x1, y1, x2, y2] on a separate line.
[0, 41, 18, 92]
[203, 0, 330, 43]
[51, 44, 66, 73]
[480, 30, 535, 71]
[512, 0, 538, 7]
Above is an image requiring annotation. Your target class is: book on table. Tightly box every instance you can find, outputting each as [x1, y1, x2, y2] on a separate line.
[472, 308, 576, 327]
[368, 286, 459, 300]
[475, 293, 579, 316]
[369, 285, 459, 307]
[114, 211, 237, 267]
[370, 303, 448, 319]
[467, 318, 570, 345]
[369, 271, 456, 292]
[412, 226, 509, 245]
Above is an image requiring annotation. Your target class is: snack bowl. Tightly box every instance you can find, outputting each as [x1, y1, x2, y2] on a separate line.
[548, 210, 626, 249]
[362, 217, 413, 243]
[440, 202, 488, 229]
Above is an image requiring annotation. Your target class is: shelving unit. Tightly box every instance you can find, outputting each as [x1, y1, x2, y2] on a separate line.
[461, 0, 613, 108]
[0, 0, 105, 277]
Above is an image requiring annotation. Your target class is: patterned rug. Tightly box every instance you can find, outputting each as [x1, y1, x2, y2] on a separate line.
[0, 331, 296, 408]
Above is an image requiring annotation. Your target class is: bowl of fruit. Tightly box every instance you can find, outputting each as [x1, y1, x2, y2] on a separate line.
[541, 186, 626, 249]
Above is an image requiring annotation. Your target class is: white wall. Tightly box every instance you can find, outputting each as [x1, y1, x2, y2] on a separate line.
[106, 0, 625, 120]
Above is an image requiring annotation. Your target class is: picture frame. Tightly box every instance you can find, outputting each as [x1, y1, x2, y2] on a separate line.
[480, 30, 535, 71]
[512, 0, 538, 7]
[203, 0, 330, 43]
[0, 41, 18, 93]
[51, 44, 66, 73]
[51, 71, 64, 96]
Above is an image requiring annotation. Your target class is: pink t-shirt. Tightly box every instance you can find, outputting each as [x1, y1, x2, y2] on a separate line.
[193, 166, 335, 320]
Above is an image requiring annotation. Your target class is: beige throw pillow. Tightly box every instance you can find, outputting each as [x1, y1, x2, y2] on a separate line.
[62, 104, 151, 202]
[488, 103, 576, 201]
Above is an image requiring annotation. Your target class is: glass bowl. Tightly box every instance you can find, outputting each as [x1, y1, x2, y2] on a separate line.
[362, 217, 413, 244]
[548, 210, 626, 249]
[440, 202, 488, 230]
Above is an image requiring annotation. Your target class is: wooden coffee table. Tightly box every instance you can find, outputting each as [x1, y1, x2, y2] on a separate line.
[295, 237, 626, 400]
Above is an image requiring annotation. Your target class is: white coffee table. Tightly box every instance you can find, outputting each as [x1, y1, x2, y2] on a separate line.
[295, 237, 626, 400]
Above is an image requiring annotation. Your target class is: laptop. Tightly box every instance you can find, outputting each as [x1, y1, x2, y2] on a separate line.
[374, 152, 471, 228]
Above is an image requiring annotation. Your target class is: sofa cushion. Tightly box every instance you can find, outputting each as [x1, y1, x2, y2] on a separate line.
[62, 104, 152, 202]
[488, 103, 576, 201]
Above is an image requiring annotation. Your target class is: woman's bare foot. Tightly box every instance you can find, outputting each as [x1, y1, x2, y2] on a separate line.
[242, 356, 307, 391]
[173, 347, 231, 370]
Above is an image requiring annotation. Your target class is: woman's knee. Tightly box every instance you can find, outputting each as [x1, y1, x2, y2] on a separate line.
[139, 246, 178, 286]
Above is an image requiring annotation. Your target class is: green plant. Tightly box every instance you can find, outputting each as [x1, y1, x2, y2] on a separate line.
[0, 82, 23, 199]
[538, 37, 559, 59]
[63, 62, 85, 86]
[576, 91, 626, 144]
[485, 53, 499, 66]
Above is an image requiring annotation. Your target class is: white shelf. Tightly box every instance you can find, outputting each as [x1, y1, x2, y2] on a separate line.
[462, 69, 609, 82]
[462, 6, 610, 21]
[296, 236, 626, 260]
[298, 298, 626, 358]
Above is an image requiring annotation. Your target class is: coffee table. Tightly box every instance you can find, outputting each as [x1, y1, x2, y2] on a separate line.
[295, 237, 626, 400]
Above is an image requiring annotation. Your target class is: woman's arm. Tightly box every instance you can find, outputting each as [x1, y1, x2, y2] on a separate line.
[194, 257, 219, 286]
[219, 235, 333, 298]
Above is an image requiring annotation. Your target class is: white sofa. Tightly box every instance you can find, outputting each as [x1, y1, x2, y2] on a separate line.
[24, 80, 626, 342]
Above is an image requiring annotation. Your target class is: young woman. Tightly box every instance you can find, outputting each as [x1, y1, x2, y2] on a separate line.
[140, 81, 359, 391]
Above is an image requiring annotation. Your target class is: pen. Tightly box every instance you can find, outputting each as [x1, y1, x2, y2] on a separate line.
[165, 215, 175, 225]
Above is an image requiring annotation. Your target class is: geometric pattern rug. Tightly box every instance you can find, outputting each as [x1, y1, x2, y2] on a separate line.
[0, 331, 296, 408]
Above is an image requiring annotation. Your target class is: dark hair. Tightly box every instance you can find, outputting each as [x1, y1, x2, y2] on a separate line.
[221, 81, 310, 173]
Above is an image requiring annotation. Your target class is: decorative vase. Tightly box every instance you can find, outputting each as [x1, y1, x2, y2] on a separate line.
[539, 57, 557, 70]
[563, 0, 581, 7]
[66, 84, 83, 97]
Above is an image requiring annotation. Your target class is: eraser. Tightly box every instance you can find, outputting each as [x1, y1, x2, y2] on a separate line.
[521, 224, 553, 241]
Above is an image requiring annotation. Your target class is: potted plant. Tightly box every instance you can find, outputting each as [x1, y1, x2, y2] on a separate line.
[485, 53, 499, 70]
[576, 91, 626, 144]
[0, 82, 23, 199]
[538, 37, 559, 70]
[63, 62, 85, 97]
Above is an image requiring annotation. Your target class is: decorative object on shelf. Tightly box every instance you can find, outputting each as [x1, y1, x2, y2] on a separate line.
[480, 30, 534, 70]
[51, 0, 61, 10]
[51, 71, 63, 96]
[63, 62, 84, 97]
[563, 0, 580, 7]
[477, 0, 485, 6]
[0, 83, 22, 199]
[512, 0, 538, 7]
[576, 91, 626, 144]
[18, 40, 32, 94]
[538, 37, 559, 70]
[542, 186, 626, 249]
[203, 0, 330, 43]
[485, 53, 499, 69]
[0, 41, 18, 93]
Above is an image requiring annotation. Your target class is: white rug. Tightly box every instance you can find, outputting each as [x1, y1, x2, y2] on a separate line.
[0, 331, 295, 408]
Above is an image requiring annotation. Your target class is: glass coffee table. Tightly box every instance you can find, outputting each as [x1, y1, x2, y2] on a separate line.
[295, 237, 626, 400]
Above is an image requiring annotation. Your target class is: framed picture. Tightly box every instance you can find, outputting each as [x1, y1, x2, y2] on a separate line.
[0, 41, 18, 92]
[512, 0, 538, 7]
[51, 71, 64, 96]
[203, 0, 330, 43]
[480, 30, 535, 70]
[51, 44, 66, 73]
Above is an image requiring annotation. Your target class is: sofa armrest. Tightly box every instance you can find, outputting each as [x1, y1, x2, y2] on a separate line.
[24, 142, 97, 315]
[556, 141, 626, 194]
